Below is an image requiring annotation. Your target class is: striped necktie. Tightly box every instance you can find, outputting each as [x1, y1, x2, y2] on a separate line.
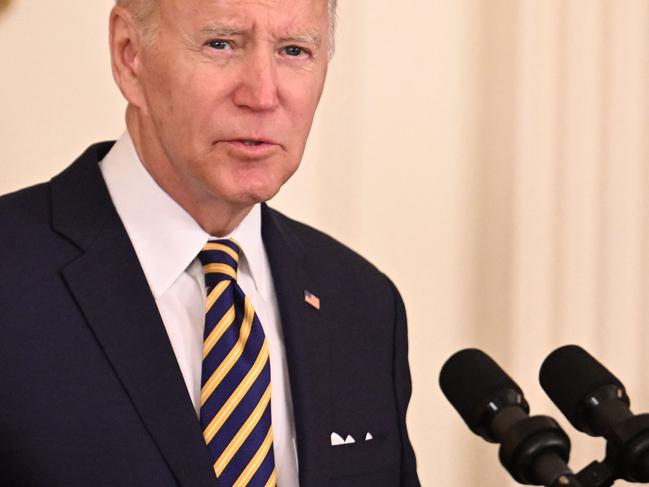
[198, 240, 276, 487]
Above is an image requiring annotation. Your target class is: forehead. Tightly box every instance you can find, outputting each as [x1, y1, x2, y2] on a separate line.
[160, 0, 329, 33]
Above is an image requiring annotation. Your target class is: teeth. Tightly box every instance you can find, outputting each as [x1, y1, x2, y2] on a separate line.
[242, 140, 263, 146]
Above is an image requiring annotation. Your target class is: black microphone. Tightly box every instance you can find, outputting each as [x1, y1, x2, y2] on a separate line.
[540, 345, 649, 482]
[440, 349, 580, 486]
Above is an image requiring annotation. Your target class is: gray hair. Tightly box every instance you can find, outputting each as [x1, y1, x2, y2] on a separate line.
[116, 0, 338, 56]
[328, 0, 338, 55]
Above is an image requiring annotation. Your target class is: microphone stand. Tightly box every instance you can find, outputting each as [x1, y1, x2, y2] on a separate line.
[546, 457, 618, 487]
[556, 409, 649, 486]
[571, 459, 617, 487]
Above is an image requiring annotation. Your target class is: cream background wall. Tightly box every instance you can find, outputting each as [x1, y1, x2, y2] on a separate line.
[2, 1, 649, 486]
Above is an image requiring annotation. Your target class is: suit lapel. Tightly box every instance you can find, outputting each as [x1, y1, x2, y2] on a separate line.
[51, 145, 217, 487]
[262, 206, 333, 484]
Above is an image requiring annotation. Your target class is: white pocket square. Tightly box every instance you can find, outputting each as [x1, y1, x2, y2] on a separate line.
[330, 432, 356, 446]
[331, 432, 376, 446]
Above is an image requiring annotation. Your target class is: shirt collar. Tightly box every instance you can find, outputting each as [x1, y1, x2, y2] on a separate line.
[99, 131, 268, 299]
[225, 203, 269, 301]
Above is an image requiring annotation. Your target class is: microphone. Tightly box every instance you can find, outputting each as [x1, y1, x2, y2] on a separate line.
[540, 345, 649, 482]
[440, 349, 579, 486]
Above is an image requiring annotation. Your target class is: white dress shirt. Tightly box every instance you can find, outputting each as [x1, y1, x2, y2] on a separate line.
[99, 132, 299, 486]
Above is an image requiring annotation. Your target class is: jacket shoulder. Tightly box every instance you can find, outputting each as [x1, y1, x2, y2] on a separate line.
[0, 141, 115, 262]
[0, 142, 114, 232]
[265, 207, 396, 298]
[0, 182, 52, 234]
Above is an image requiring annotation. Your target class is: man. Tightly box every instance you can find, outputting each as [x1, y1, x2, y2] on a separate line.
[0, 0, 419, 485]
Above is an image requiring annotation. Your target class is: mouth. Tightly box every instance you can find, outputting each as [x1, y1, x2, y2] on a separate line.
[228, 137, 279, 147]
[220, 138, 282, 158]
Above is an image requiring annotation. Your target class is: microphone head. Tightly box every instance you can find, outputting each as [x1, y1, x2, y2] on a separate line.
[439, 348, 528, 441]
[539, 345, 628, 433]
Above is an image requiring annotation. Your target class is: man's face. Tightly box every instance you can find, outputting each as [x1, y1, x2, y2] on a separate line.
[134, 0, 330, 213]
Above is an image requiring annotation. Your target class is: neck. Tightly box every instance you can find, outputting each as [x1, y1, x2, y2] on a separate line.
[125, 106, 253, 236]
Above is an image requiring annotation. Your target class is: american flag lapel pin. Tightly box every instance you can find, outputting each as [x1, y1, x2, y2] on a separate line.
[304, 290, 321, 310]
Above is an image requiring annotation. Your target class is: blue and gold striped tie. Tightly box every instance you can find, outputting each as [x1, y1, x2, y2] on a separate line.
[199, 240, 276, 487]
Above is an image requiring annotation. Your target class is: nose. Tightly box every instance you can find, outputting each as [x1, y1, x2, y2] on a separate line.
[233, 50, 280, 112]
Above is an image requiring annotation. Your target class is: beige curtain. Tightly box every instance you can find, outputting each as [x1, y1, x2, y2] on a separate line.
[2, 1, 649, 485]
[508, 2, 649, 486]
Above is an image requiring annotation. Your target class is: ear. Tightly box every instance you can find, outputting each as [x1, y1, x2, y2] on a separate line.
[109, 6, 148, 110]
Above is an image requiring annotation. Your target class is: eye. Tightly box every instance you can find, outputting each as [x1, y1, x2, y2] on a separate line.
[208, 40, 232, 50]
[283, 45, 307, 57]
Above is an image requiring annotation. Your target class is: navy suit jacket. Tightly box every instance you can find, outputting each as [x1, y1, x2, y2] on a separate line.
[0, 142, 420, 486]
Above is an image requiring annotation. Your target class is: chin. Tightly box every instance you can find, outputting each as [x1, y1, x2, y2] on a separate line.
[234, 186, 281, 206]
[230, 172, 290, 205]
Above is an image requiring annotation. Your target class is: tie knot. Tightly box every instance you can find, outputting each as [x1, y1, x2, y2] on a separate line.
[199, 239, 241, 284]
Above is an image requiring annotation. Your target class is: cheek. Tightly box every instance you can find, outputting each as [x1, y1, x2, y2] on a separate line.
[145, 61, 207, 123]
[288, 96, 321, 146]
[280, 63, 325, 105]
[152, 75, 225, 161]
[286, 76, 326, 133]
[175, 72, 239, 144]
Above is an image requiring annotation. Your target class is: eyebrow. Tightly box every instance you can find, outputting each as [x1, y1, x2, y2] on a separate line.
[200, 24, 245, 36]
[199, 24, 322, 48]
[281, 32, 322, 48]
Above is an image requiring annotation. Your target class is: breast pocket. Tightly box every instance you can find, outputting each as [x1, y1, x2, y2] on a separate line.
[328, 430, 400, 478]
